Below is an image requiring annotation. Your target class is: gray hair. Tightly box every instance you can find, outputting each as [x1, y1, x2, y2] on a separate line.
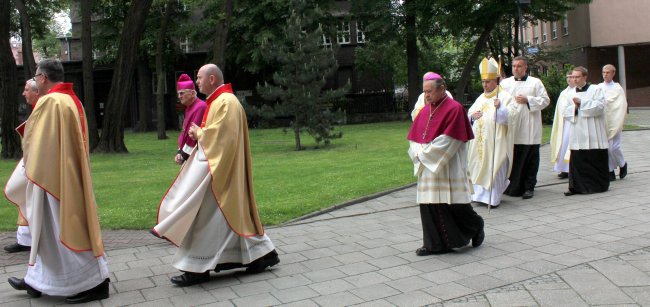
[26, 79, 38, 92]
[37, 58, 64, 82]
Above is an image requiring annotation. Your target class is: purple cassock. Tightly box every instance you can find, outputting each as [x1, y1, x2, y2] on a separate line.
[178, 97, 207, 159]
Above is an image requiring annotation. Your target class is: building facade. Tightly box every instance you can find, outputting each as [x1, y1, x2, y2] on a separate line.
[519, 0, 649, 107]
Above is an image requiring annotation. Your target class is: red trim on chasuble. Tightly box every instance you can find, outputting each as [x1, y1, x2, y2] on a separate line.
[201, 84, 233, 127]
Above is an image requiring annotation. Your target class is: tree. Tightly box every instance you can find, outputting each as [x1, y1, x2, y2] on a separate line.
[257, 1, 348, 150]
[95, 0, 154, 153]
[154, 0, 177, 140]
[80, 0, 99, 148]
[14, 0, 36, 78]
[209, 0, 233, 68]
[0, 0, 21, 158]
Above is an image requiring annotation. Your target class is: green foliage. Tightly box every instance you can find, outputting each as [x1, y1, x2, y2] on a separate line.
[32, 22, 61, 58]
[540, 63, 573, 125]
[257, 0, 348, 149]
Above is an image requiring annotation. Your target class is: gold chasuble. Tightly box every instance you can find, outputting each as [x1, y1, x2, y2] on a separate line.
[196, 84, 264, 237]
[21, 83, 104, 259]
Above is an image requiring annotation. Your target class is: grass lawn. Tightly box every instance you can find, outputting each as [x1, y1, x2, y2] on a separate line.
[0, 121, 555, 231]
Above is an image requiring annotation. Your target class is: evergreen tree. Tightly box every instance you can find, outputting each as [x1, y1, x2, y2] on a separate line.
[257, 0, 348, 151]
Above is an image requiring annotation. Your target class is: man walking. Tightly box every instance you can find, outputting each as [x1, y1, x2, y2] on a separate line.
[501, 56, 550, 199]
[599, 64, 628, 181]
[153, 64, 279, 287]
[408, 72, 484, 255]
[7, 59, 109, 303]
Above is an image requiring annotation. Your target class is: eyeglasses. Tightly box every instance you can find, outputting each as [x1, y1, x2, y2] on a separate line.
[32, 73, 43, 82]
[177, 91, 192, 96]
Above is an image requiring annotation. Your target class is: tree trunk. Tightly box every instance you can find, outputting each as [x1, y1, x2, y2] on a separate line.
[80, 0, 99, 149]
[293, 126, 301, 151]
[95, 0, 154, 153]
[135, 59, 152, 132]
[0, 0, 21, 158]
[404, 0, 419, 111]
[453, 23, 496, 104]
[15, 0, 36, 79]
[155, 0, 175, 140]
[210, 0, 233, 69]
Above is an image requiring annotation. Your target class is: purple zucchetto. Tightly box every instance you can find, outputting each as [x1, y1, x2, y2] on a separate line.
[176, 74, 195, 91]
[423, 71, 443, 81]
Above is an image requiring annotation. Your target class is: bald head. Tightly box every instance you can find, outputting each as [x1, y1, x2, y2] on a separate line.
[196, 64, 224, 95]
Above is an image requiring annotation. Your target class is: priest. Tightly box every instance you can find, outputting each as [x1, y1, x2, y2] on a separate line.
[153, 64, 279, 287]
[175, 73, 206, 165]
[501, 56, 550, 199]
[550, 72, 577, 179]
[563, 66, 609, 196]
[4, 79, 41, 254]
[407, 72, 484, 256]
[467, 58, 521, 208]
[6, 59, 110, 304]
[599, 64, 628, 181]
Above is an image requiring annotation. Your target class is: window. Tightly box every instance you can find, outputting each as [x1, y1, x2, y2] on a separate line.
[562, 15, 569, 36]
[180, 37, 191, 53]
[322, 34, 332, 49]
[337, 21, 351, 44]
[356, 21, 366, 44]
[533, 37, 539, 46]
[541, 22, 547, 42]
[552, 21, 558, 39]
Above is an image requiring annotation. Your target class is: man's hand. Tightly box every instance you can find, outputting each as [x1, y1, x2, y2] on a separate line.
[175, 153, 184, 165]
[188, 123, 200, 140]
[515, 94, 528, 104]
[471, 110, 483, 121]
[572, 97, 581, 106]
[493, 98, 500, 108]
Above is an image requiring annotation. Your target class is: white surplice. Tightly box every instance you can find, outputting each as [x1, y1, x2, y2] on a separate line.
[500, 76, 550, 145]
[408, 135, 472, 205]
[155, 146, 275, 273]
[563, 84, 609, 150]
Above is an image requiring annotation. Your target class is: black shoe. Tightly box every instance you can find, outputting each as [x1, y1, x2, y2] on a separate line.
[609, 171, 616, 181]
[8, 277, 42, 298]
[558, 172, 568, 179]
[415, 247, 451, 256]
[65, 278, 109, 304]
[170, 272, 210, 287]
[619, 163, 627, 179]
[522, 190, 534, 199]
[4, 242, 30, 253]
[564, 190, 576, 196]
[472, 229, 485, 248]
[246, 250, 280, 274]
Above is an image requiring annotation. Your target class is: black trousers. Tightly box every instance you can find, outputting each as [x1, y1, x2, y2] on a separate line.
[569, 149, 609, 194]
[505, 144, 540, 196]
[419, 203, 484, 252]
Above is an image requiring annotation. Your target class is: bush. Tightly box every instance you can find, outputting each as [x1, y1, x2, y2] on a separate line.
[540, 64, 573, 125]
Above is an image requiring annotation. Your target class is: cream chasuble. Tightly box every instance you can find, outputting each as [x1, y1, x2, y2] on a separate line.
[550, 86, 574, 164]
[599, 81, 627, 139]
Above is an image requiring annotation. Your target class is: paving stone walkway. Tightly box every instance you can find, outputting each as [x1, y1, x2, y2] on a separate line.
[1, 127, 649, 306]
